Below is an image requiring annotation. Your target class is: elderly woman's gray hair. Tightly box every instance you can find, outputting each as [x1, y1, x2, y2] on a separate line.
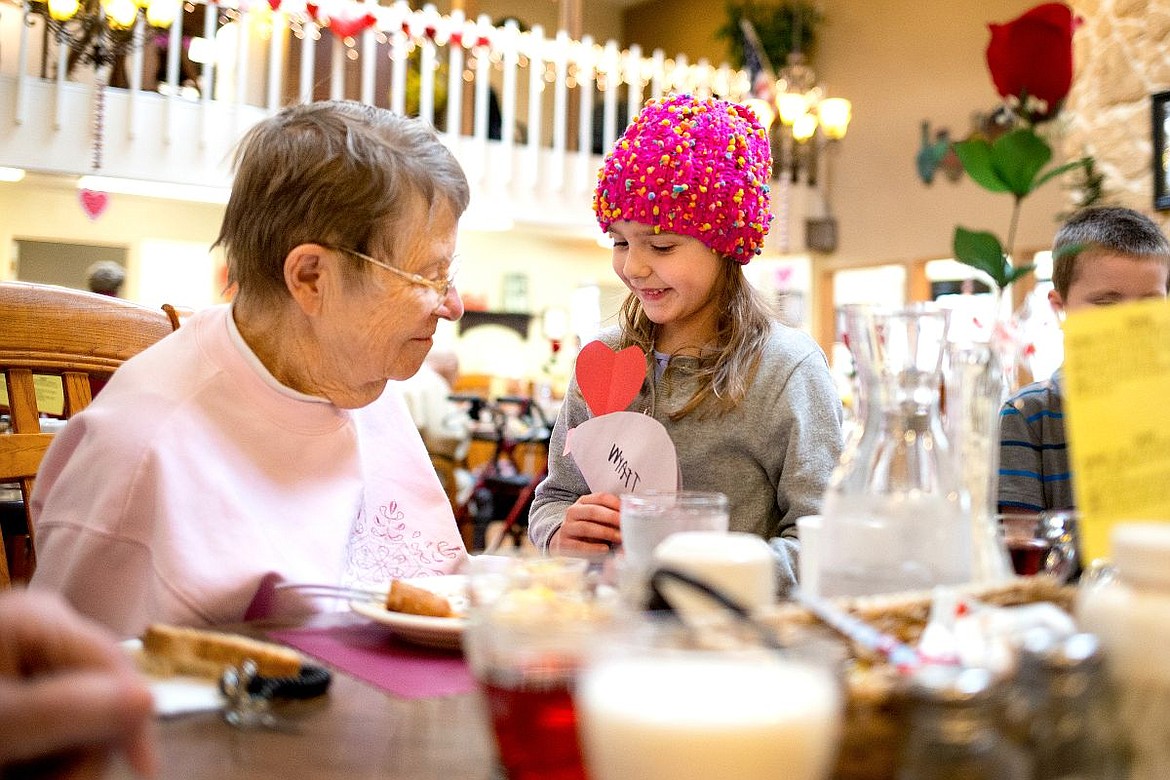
[215, 100, 471, 306]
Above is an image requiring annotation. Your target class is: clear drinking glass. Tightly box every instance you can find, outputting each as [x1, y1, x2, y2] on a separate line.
[996, 511, 1078, 581]
[462, 555, 616, 780]
[619, 490, 730, 574]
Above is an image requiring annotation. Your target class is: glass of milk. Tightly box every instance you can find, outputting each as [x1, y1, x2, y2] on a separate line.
[575, 616, 843, 780]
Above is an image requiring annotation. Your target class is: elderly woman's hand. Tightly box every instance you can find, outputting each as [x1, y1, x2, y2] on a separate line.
[0, 590, 157, 779]
[548, 493, 622, 556]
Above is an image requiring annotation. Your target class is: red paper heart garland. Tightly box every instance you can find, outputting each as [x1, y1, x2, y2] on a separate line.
[575, 341, 646, 417]
[307, 1, 377, 39]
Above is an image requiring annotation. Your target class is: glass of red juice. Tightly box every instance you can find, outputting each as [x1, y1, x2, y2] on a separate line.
[997, 511, 1078, 581]
[480, 655, 584, 780]
[462, 556, 613, 780]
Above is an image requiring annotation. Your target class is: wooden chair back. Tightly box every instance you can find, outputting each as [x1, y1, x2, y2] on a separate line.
[162, 302, 196, 330]
[0, 282, 177, 587]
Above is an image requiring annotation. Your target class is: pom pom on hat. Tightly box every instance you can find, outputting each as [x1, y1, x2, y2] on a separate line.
[593, 93, 774, 263]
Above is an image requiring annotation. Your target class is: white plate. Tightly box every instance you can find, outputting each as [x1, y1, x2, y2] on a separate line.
[350, 575, 469, 651]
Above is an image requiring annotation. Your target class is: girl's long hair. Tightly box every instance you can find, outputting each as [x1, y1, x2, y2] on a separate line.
[617, 260, 775, 420]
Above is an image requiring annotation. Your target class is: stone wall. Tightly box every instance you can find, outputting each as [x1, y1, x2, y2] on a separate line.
[1064, 0, 1170, 231]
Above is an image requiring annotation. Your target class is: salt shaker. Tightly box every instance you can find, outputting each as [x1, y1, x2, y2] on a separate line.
[1077, 522, 1170, 780]
[897, 666, 1028, 780]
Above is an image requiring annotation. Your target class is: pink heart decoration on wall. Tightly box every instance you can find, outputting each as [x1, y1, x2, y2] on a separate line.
[575, 341, 646, 417]
[79, 189, 110, 221]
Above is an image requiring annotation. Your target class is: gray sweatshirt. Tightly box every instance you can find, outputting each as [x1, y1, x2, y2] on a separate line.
[528, 322, 844, 595]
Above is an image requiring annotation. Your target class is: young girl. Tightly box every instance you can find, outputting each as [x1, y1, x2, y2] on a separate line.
[528, 93, 843, 592]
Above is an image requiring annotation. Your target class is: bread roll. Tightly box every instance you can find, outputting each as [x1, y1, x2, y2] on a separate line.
[140, 624, 303, 679]
[385, 580, 454, 617]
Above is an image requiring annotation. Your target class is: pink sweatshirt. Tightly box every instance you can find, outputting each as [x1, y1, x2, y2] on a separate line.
[30, 305, 466, 637]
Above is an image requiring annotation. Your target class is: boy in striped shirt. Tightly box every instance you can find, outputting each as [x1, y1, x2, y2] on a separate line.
[998, 206, 1170, 512]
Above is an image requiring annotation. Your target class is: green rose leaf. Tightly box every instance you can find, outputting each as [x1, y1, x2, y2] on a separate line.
[1002, 262, 1037, 287]
[953, 226, 1011, 289]
[953, 138, 1010, 193]
[991, 128, 1052, 196]
[952, 226, 1037, 289]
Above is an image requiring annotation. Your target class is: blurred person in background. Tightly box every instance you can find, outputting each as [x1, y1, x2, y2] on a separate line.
[85, 261, 126, 297]
[998, 206, 1170, 513]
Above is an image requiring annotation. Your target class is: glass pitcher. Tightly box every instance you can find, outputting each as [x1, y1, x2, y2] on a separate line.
[817, 304, 972, 598]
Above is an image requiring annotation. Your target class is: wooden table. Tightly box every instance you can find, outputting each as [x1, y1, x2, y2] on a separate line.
[108, 613, 500, 780]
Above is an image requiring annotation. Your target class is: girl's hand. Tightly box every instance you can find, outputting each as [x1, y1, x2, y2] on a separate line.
[549, 493, 622, 555]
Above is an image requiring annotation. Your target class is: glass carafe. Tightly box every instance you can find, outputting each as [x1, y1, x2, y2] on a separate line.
[817, 304, 972, 598]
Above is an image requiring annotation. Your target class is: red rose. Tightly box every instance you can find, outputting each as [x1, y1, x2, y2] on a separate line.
[986, 3, 1079, 120]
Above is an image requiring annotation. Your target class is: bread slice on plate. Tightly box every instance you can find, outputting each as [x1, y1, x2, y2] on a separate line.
[138, 624, 303, 680]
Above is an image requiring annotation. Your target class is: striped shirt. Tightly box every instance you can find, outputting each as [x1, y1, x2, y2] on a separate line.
[997, 369, 1074, 512]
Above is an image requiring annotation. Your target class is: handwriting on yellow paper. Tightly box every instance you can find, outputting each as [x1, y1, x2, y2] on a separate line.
[1063, 298, 1170, 561]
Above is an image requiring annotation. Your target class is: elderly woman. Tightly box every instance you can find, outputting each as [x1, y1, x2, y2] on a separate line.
[30, 101, 470, 637]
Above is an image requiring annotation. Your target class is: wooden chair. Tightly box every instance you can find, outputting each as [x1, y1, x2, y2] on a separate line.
[0, 282, 177, 588]
[162, 302, 196, 330]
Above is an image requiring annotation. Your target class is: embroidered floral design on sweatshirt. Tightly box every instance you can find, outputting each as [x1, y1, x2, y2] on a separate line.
[345, 500, 460, 586]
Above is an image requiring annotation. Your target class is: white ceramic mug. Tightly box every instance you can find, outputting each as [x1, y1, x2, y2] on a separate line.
[652, 530, 776, 615]
[796, 514, 823, 598]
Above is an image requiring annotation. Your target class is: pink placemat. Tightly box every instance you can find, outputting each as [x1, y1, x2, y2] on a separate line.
[268, 622, 476, 700]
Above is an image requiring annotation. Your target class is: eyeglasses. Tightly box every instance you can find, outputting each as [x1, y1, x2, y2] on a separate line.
[323, 244, 457, 304]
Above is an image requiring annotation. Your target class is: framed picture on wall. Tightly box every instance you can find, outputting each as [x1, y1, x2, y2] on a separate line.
[1155, 90, 1170, 211]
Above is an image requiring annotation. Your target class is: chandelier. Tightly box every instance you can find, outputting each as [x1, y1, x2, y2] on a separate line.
[28, 0, 179, 69]
[736, 13, 850, 252]
[24, 0, 179, 172]
[744, 47, 851, 187]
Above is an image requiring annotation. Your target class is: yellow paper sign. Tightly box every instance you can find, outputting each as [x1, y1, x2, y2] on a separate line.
[1062, 298, 1170, 562]
[0, 375, 64, 417]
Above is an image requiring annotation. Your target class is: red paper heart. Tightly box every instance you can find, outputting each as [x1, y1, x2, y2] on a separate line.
[328, 12, 376, 38]
[575, 341, 646, 417]
[79, 189, 109, 221]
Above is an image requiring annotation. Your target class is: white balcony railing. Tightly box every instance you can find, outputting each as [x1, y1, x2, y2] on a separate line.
[0, 1, 750, 227]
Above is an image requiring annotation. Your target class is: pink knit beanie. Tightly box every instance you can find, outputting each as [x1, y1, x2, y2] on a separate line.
[593, 93, 774, 262]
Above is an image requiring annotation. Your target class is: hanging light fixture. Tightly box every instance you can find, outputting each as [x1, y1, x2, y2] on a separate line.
[25, 0, 180, 176]
[29, 0, 180, 69]
[740, 10, 851, 187]
[738, 6, 851, 253]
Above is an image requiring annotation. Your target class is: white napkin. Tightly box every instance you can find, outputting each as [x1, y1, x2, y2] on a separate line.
[122, 639, 225, 718]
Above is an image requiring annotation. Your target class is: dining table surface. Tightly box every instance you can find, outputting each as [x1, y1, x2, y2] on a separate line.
[107, 610, 501, 780]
